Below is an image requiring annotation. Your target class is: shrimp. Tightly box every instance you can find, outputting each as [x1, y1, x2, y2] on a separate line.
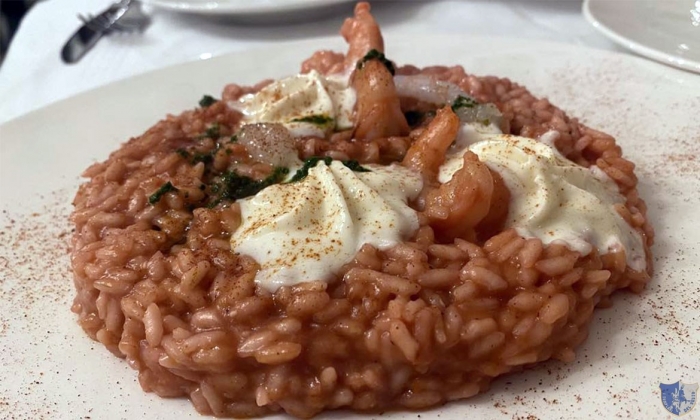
[475, 168, 511, 241]
[393, 74, 506, 130]
[402, 106, 460, 179]
[300, 2, 383, 75]
[340, 2, 384, 71]
[352, 59, 410, 141]
[424, 151, 495, 241]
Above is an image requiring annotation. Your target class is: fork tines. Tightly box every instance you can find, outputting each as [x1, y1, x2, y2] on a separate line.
[78, 13, 142, 33]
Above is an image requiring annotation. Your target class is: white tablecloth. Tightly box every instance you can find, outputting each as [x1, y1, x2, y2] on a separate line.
[0, 0, 621, 125]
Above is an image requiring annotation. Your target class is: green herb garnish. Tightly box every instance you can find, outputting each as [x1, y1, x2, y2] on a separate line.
[451, 95, 479, 111]
[290, 115, 334, 126]
[480, 118, 491, 126]
[199, 95, 218, 108]
[199, 123, 221, 139]
[149, 182, 178, 205]
[229, 135, 238, 143]
[191, 152, 214, 165]
[176, 148, 190, 158]
[342, 160, 370, 173]
[356, 49, 396, 75]
[289, 156, 333, 182]
[209, 167, 290, 207]
[289, 156, 371, 182]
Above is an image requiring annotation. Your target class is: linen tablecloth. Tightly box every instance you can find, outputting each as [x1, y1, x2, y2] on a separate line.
[0, 0, 621, 125]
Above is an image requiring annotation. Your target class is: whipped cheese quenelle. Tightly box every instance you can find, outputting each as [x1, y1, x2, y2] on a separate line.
[231, 161, 423, 292]
[229, 70, 356, 138]
[440, 128, 646, 272]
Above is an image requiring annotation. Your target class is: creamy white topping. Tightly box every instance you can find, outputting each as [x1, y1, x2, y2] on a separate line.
[231, 161, 422, 291]
[440, 128, 646, 272]
[452, 121, 502, 150]
[229, 70, 355, 137]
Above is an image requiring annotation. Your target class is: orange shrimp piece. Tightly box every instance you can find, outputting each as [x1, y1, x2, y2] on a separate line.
[341, 2, 384, 70]
[402, 106, 460, 179]
[475, 169, 511, 241]
[300, 2, 384, 75]
[352, 59, 409, 141]
[424, 151, 494, 241]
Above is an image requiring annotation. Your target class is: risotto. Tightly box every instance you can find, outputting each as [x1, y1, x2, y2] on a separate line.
[70, 3, 653, 418]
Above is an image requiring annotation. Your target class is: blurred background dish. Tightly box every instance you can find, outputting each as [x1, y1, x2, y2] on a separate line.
[142, 0, 353, 19]
[583, 0, 700, 73]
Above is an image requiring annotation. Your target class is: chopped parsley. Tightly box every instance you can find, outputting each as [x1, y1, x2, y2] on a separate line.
[481, 118, 491, 126]
[356, 49, 396, 75]
[209, 167, 290, 207]
[149, 182, 178, 205]
[451, 95, 479, 111]
[199, 123, 221, 139]
[229, 135, 238, 143]
[342, 160, 370, 173]
[289, 156, 333, 182]
[291, 115, 334, 126]
[289, 156, 371, 182]
[175, 147, 216, 165]
[191, 151, 214, 165]
[199, 95, 218, 108]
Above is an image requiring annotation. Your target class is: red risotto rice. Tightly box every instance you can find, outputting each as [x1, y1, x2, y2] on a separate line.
[70, 3, 653, 418]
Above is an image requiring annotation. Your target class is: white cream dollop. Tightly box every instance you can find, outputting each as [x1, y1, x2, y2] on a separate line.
[440, 129, 646, 272]
[229, 70, 355, 137]
[231, 161, 422, 292]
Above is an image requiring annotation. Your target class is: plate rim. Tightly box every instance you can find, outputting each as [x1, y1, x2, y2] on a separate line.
[582, 0, 700, 74]
[2, 33, 695, 132]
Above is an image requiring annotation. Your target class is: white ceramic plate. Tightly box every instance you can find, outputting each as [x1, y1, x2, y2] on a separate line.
[583, 0, 700, 73]
[1, 36, 700, 419]
[143, 0, 352, 17]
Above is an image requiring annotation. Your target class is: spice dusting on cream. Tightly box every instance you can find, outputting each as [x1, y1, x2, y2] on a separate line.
[227, 66, 645, 284]
[231, 161, 422, 291]
[440, 128, 646, 272]
[229, 70, 356, 138]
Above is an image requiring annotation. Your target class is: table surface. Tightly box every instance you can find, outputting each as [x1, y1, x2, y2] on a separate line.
[0, 0, 626, 125]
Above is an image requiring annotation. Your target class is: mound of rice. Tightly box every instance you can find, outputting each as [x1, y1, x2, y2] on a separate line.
[69, 5, 653, 418]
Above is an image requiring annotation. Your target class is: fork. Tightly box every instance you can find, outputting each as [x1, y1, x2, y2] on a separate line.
[61, 0, 150, 63]
[78, 0, 150, 34]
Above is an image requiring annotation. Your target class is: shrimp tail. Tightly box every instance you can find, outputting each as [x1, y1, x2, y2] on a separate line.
[425, 151, 496, 242]
[341, 2, 384, 70]
[299, 2, 384, 75]
[475, 168, 511, 241]
[352, 59, 410, 141]
[402, 106, 460, 179]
